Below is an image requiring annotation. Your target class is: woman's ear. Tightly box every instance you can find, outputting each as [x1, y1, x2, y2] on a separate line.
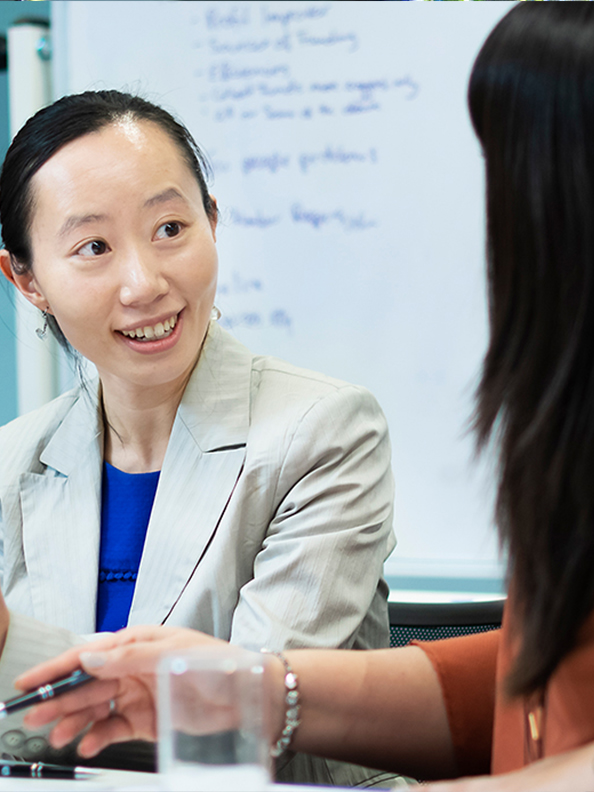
[0, 250, 48, 311]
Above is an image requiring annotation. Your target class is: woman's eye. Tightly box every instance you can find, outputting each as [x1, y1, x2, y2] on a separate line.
[77, 239, 108, 257]
[155, 221, 182, 239]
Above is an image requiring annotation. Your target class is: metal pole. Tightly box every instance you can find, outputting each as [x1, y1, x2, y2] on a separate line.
[7, 22, 58, 416]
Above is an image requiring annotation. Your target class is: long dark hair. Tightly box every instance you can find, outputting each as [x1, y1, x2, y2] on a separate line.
[0, 90, 216, 350]
[470, 4, 594, 696]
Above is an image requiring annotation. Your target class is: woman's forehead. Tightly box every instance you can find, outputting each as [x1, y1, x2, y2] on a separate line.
[30, 121, 199, 221]
[38, 120, 183, 178]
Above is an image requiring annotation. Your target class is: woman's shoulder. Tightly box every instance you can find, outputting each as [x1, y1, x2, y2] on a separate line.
[247, 354, 389, 454]
[0, 386, 85, 475]
[246, 352, 391, 489]
[251, 352, 378, 409]
[209, 323, 382, 413]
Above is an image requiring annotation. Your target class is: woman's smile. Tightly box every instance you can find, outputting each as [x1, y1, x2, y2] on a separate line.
[117, 309, 184, 354]
[119, 311, 179, 341]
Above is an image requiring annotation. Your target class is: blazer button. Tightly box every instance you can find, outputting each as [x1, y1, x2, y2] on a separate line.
[23, 736, 48, 756]
[1, 729, 25, 749]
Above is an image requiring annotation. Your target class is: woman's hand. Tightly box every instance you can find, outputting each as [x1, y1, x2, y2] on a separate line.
[15, 625, 226, 758]
[421, 742, 594, 792]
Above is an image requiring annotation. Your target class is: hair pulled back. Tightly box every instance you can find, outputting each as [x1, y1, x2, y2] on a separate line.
[0, 90, 216, 349]
[469, 4, 594, 696]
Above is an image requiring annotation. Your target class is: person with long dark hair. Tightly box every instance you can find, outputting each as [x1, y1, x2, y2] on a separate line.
[18, 5, 594, 790]
[0, 90, 396, 786]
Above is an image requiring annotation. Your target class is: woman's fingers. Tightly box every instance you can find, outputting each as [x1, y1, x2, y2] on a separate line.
[14, 627, 230, 754]
[80, 644, 160, 679]
[76, 684, 158, 756]
[15, 625, 179, 690]
[30, 672, 157, 749]
[17, 626, 225, 692]
[77, 714, 137, 758]
[25, 673, 157, 751]
[23, 677, 118, 728]
[48, 705, 109, 750]
[79, 628, 226, 681]
[15, 630, 165, 693]
[15, 634, 120, 690]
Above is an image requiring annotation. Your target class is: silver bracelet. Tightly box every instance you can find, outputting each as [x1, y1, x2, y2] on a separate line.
[262, 650, 300, 758]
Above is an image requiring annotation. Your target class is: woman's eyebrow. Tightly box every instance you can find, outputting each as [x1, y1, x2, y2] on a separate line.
[143, 187, 187, 208]
[59, 213, 108, 237]
[57, 189, 188, 237]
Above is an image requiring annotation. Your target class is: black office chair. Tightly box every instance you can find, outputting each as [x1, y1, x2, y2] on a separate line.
[389, 599, 505, 647]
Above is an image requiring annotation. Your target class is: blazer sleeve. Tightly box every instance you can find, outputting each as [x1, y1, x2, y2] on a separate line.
[229, 383, 396, 651]
[0, 611, 83, 759]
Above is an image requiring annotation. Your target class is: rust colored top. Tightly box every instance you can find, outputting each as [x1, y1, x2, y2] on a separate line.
[416, 604, 594, 777]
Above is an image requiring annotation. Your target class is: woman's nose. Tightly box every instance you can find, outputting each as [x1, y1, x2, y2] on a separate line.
[119, 250, 169, 306]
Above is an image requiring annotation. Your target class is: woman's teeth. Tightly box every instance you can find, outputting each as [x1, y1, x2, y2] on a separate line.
[121, 314, 178, 341]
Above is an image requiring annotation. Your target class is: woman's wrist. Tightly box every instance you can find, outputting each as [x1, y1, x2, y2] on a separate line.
[264, 650, 301, 756]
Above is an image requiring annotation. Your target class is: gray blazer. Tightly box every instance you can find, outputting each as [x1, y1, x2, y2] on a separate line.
[0, 322, 396, 784]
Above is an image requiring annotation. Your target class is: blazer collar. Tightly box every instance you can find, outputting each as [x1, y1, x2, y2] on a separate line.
[22, 323, 253, 630]
[38, 321, 252, 476]
[177, 321, 252, 452]
[129, 323, 253, 624]
[39, 383, 103, 478]
[19, 387, 104, 632]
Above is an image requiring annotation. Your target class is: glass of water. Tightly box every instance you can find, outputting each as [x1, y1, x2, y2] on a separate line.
[158, 647, 272, 792]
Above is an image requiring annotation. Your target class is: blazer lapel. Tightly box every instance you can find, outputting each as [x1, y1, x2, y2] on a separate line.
[20, 387, 103, 634]
[128, 324, 252, 626]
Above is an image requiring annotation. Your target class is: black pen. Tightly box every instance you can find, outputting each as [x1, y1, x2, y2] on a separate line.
[0, 668, 94, 718]
[0, 760, 101, 779]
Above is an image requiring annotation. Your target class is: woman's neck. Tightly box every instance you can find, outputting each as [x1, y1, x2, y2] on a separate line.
[100, 373, 191, 473]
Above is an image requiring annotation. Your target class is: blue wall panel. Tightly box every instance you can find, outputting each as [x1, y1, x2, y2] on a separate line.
[0, 1, 50, 425]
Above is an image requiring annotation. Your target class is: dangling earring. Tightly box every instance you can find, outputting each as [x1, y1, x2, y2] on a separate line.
[35, 309, 48, 340]
[211, 305, 221, 321]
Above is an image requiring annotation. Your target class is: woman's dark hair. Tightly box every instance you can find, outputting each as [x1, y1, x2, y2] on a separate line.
[469, 4, 594, 696]
[0, 90, 216, 350]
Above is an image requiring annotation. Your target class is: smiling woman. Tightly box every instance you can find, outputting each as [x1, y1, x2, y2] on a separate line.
[0, 91, 396, 786]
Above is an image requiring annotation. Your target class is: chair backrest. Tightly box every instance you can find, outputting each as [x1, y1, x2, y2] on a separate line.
[389, 599, 505, 648]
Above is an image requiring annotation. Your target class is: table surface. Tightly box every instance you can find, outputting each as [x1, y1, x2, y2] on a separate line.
[0, 768, 362, 792]
[0, 769, 155, 792]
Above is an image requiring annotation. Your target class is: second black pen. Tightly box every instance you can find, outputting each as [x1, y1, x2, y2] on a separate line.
[0, 669, 94, 719]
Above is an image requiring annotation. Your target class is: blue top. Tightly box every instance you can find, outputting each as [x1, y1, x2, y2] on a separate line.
[96, 462, 160, 632]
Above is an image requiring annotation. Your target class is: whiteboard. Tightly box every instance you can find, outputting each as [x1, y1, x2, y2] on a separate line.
[52, 0, 514, 590]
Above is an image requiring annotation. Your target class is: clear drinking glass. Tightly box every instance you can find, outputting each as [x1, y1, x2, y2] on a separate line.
[158, 647, 271, 792]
